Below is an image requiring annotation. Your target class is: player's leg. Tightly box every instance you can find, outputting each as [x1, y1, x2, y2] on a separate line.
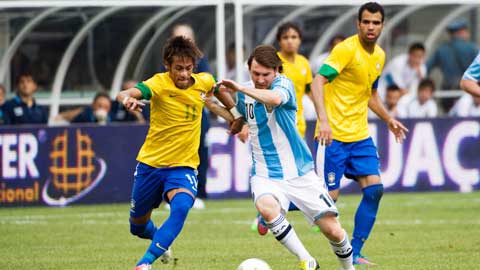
[345, 137, 383, 265]
[129, 162, 161, 240]
[136, 167, 197, 269]
[251, 176, 315, 268]
[287, 171, 353, 270]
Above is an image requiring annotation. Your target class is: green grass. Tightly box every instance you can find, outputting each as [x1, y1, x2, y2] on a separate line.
[1, 192, 479, 270]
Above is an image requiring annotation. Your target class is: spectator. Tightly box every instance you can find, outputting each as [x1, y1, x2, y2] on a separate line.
[2, 73, 48, 125]
[449, 93, 480, 117]
[427, 19, 478, 90]
[225, 42, 249, 82]
[310, 35, 345, 75]
[399, 78, 438, 118]
[385, 84, 403, 117]
[71, 91, 112, 125]
[380, 42, 426, 101]
[110, 80, 146, 123]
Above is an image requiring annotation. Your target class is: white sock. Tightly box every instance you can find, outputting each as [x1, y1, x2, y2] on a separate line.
[266, 214, 311, 261]
[329, 230, 354, 270]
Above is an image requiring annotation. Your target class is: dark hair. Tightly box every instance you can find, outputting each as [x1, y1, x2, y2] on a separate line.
[358, 2, 384, 22]
[386, 84, 401, 92]
[16, 72, 35, 85]
[418, 78, 435, 91]
[93, 91, 111, 103]
[247, 45, 283, 73]
[163, 36, 203, 67]
[276, 22, 302, 42]
[408, 42, 425, 53]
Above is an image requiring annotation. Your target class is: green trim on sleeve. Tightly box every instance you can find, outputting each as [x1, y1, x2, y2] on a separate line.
[135, 82, 152, 100]
[318, 64, 339, 82]
[212, 76, 220, 93]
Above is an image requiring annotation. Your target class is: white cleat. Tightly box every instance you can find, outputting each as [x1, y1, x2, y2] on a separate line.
[159, 249, 172, 264]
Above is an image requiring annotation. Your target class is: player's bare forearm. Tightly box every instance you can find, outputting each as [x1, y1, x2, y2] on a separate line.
[214, 89, 236, 109]
[239, 86, 283, 106]
[205, 97, 234, 122]
[311, 75, 329, 122]
[460, 79, 480, 98]
[117, 88, 145, 113]
[369, 90, 392, 123]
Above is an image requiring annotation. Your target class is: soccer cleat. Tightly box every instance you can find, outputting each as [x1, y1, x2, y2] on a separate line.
[256, 214, 268, 236]
[353, 254, 376, 266]
[159, 249, 172, 264]
[134, 263, 152, 270]
[298, 258, 320, 270]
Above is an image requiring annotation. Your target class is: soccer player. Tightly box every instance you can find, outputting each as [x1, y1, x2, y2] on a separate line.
[311, 2, 408, 266]
[459, 51, 480, 98]
[217, 45, 355, 270]
[116, 36, 241, 270]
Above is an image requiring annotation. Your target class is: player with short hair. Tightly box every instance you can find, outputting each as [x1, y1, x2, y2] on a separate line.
[217, 45, 355, 270]
[117, 36, 241, 270]
[311, 2, 408, 266]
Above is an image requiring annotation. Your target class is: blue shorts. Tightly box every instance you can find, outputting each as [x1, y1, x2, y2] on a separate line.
[315, 137, 380, 191]
[129, 162, 198, 218]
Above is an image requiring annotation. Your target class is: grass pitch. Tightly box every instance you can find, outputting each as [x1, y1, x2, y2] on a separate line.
[1, 191, 479, 270]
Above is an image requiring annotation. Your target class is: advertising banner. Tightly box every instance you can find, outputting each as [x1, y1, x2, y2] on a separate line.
[1, 118, 479, 207]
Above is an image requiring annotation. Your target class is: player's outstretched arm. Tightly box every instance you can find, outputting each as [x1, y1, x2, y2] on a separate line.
[311, 74, 332, 146]
[460, 79, 480, 98]
[205, 91, 244, 135]
[216, 79, 283, 106]
[116, 88, 145, 113]
[369, 90, 408, 143]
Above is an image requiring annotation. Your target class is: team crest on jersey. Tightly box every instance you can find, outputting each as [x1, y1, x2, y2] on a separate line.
[327, 172, 336, 185]
[200, 92, 206, 101]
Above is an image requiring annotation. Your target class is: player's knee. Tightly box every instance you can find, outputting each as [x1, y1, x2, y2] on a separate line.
[130, 220, 147, 237]
[170, 192, 194, 218]
[363, 184, 384, 203]
[317, 215, 344, 242]
[255, 196, 280, 221]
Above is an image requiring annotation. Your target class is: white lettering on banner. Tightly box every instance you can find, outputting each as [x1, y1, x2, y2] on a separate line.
[234, 137, 251, 192]
[206, 127, 232, 194]
[1, 133, 40, 179]
[443, 121, 480, 192]
[1, 134, 18, 179]
[403, 122, 445, 187]
[18, 134, 39, 178]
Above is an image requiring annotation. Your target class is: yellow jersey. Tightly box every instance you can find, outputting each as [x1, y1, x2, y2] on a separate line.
[135, 72, 215, 168]
[278, 52, 313, 137]
[316, 35, 385, 142]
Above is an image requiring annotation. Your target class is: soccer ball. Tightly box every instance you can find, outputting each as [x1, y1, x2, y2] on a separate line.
[236, 258, 272, 270]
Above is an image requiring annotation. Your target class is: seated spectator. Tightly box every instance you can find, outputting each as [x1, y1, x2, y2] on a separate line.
[2, 73, 48, 125]
[449, 93, 480, 117]
[380, 42, 426, 101]
[398, 78, 438, 118]
[110, 80, 146, 123]
[71, 91, 112, 125]
[385, 84, 403, 117]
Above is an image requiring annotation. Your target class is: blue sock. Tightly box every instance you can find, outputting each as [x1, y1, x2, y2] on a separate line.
[352, 184, 384, 256]
[288, 202, 299, 211]
[137, 193, 194, 266]
[130, 219, 156, 240]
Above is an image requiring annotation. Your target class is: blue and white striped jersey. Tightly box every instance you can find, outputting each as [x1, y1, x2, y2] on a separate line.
[236, 75, 314, 180]
[463, 52, 480, 81]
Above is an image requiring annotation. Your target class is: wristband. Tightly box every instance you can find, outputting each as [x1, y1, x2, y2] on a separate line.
[229, 107, 242, 119]
[122, 96, 129, 106]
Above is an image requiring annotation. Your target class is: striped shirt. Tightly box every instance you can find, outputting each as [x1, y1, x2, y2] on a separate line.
[236, 75, 314, 180]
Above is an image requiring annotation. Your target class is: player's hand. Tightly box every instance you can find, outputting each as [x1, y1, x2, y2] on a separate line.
[216, 79, 241, 92]
[387, 118, 408, 143]
[123, 96, 145, 113]
[237, 124, 249, 143]
[229, 117, 245, 135]
[317, 119, 333, 146]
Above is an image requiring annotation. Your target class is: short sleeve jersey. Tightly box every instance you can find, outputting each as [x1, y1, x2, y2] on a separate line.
[316, 35, 385, 142]
[462, 52, 480, 81]
[277, 52, 313, 137]
[135, 72, 215, 168]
